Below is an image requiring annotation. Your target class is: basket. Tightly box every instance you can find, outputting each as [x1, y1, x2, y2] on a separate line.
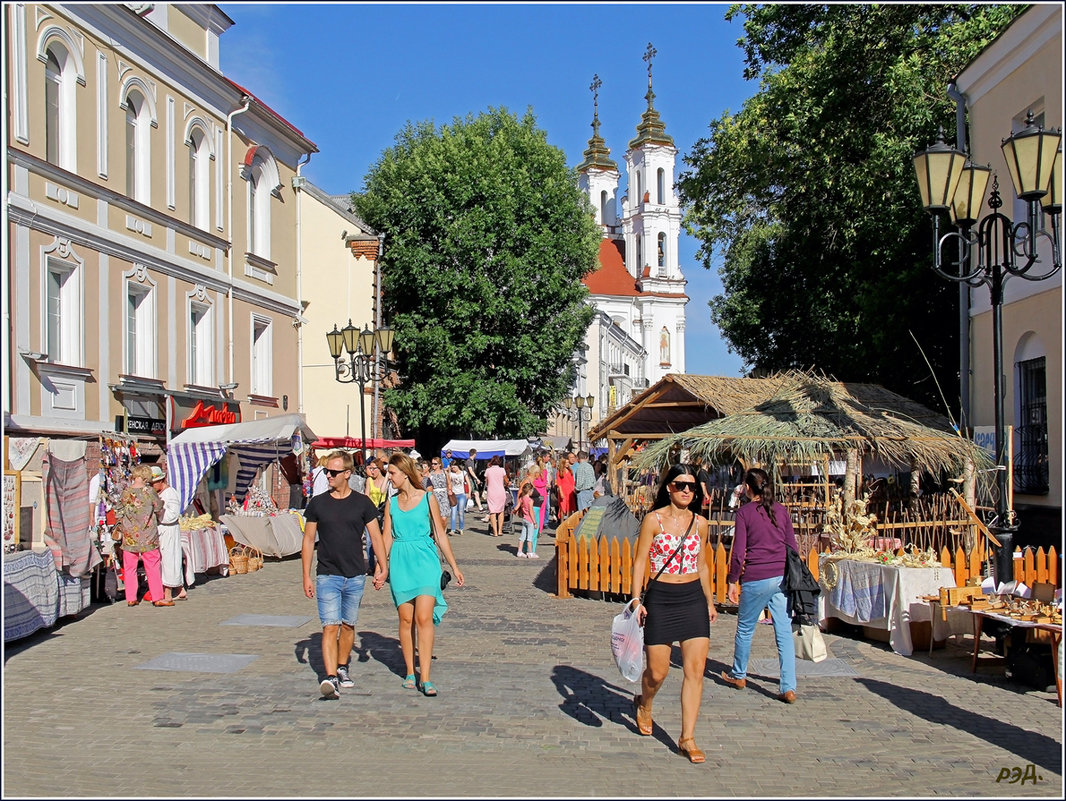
[246, 546, 263, 573]
[228, 545, 249, 575]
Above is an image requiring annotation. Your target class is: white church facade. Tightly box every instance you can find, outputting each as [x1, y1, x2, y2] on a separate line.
[558, 51, 688, 447]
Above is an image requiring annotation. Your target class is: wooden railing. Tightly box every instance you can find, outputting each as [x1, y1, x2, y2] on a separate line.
[554, 510, 1061, 600]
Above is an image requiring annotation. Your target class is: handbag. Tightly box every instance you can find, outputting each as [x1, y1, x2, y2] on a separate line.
[428, 494, 452, 591]
[792, 618, 828, 662]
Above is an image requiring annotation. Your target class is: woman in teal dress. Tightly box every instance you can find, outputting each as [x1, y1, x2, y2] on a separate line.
[377, 453, 464, 696]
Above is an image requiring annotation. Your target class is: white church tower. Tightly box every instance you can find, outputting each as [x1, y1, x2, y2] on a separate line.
[621, 43, 687, 384]
[576, 75, 621, 236]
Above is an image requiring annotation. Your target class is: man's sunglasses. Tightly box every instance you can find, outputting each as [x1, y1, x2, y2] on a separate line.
[325, 468, 350, 477]
[669, 481, 698, 493]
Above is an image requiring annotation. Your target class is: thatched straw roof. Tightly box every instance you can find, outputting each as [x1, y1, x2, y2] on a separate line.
[636, 370, 990, 477]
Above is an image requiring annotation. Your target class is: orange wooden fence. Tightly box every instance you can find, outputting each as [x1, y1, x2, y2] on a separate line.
[554, 511, 1061, 600]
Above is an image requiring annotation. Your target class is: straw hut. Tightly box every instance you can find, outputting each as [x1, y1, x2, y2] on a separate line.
[636, 371, 991, 508]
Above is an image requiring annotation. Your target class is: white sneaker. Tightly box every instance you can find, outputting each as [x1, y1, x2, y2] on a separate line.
[516, 552, 526, 558]
[336, 665, 355, 688]
[528, 553, 540, 559]
[320, 676, 340, 698]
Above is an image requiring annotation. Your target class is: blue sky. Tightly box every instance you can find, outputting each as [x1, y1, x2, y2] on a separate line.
[219, 2, 755, 376]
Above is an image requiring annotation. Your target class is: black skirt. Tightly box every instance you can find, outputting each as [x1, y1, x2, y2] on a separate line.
[642, 579, 710, 646]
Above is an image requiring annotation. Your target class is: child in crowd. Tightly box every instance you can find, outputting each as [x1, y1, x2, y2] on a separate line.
[515, 482, 538, 558]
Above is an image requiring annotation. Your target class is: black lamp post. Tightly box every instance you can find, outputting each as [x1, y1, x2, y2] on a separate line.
[913, 112, 1061, 586]
[326, 320, 396, 465]
[563, 393, 595, 452]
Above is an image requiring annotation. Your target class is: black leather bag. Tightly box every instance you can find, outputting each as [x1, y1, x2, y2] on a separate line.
[440, 570, 452, 591]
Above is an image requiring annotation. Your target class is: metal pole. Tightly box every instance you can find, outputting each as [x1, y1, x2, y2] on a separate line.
[989, 263, 1016, 585]
[357, 365, 368, 469]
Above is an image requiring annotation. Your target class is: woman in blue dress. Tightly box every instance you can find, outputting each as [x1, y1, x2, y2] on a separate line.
[377, 453, 464, 696]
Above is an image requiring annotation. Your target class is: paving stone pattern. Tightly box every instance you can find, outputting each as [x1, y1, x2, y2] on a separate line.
[3, 518, 1062, 797]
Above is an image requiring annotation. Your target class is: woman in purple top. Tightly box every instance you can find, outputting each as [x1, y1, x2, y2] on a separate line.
[719, 468, 799, 703]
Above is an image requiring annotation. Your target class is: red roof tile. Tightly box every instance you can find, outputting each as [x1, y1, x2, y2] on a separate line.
[224, 78, 315, 147]
[584, 238, 639, 297]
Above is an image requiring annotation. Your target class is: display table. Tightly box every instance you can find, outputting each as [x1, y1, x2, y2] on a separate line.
[818, 557, 958, 656]
[180, 526, 229, 582]
[221, 512, 303, 558]
[4, 550, 90, 642]
[970, 610, 1063, 707]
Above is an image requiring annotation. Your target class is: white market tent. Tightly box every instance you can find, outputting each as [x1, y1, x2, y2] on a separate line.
[441, 439, 532, 461]
[166, 413, 317, 513]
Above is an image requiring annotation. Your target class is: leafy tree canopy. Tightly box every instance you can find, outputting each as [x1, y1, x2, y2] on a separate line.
[353, 107, 601, 441]
[677, 3, 1023, 414]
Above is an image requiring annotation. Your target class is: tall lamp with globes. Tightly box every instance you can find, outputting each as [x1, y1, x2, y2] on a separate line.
[326, 320, 395, 465]
[563, 393, 595, 452]
[913, 111, 1061, 585]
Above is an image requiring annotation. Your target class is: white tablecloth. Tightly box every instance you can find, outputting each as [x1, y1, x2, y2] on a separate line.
[818, 558, 958, 655]
[180, 526, 229, 583]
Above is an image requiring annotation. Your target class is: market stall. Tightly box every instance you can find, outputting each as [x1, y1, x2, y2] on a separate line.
[440, 439, 532, 461]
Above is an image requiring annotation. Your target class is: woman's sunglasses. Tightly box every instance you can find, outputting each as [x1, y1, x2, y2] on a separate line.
[325, 468, 350, 477]
[669, 481, 697, 493]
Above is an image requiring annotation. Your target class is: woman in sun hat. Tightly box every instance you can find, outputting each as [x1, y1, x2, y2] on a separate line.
[149, 464, 186, 603]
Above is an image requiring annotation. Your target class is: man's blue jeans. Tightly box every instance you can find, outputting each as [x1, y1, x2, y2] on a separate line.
[728, 575, 796, 694]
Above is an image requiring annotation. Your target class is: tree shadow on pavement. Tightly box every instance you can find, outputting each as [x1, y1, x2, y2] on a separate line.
[550, 664, 675, 750]
[856, 677, 1061, 774]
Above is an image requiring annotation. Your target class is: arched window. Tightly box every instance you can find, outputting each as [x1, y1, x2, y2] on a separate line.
[246, 152, 277, 259]
[44, 45, 76, 169]
[657, 232, 666, 269]
[635, 235, 642, 269]
[635, 171, 642, 203]
[124, 90, 151, 204]
[188, 126, 210, 229]
[659, 327, 671, 366]
[600, 190, 608, 225]
[657, 168, 665, 204]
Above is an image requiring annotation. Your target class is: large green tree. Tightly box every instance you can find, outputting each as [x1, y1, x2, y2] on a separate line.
[677, 3, 1024, 414]
[353, 107, 601, 443]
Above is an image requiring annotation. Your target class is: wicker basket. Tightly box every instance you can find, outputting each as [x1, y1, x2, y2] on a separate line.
[246, 546, 263, 573]
[228, 545, 249, 575]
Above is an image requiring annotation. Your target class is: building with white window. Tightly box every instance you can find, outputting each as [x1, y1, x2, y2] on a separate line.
[952, 4, 1063, 543]
[5, 4, 315, 451]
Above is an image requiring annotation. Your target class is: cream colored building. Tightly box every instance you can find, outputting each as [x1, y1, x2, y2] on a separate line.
[5, 4, 316, 447]
[953, 4, 1063, 538]
[295, 181, 383, 444]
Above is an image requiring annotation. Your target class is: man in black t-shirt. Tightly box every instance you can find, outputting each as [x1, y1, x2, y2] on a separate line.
[302, 451, 386, 698]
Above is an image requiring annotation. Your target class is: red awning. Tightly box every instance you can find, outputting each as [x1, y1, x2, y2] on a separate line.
[312, 437, 415, 450]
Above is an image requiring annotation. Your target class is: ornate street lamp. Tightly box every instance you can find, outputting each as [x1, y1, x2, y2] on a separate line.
[913, 111, 1061, 585]
[563, 393, 596, 452]
[326, 320, 396, 465]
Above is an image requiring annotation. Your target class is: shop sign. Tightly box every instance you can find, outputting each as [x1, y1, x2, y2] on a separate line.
[181, 400, 239, 428]
[123, 415, 167, 437]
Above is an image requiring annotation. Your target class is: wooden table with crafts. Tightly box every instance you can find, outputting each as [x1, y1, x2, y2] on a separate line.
[970, 607, 1063, 707]
[818, 556, 963, 655]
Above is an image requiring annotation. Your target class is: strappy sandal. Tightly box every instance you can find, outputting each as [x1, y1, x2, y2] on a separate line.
[401, 674, 417, 690]
[418, 680, 438, 697]
[678, 737, 706, 764]
[633, 695, 653, 736]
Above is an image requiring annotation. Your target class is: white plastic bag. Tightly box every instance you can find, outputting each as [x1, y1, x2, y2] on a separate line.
[610, 599, 645, 682]
[792, 620, 828, 662]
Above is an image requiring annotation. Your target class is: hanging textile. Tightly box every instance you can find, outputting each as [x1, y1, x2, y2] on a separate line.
[43, 454, 100, 578]
[229, 442, 289, 501]
[166, 442, 228, 514]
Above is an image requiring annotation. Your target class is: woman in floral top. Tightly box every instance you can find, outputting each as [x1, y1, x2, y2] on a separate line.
[115, 464, 168, 606]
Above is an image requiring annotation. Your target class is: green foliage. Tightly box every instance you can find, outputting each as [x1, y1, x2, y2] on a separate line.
[679, 4, 1024, 412]
[353, 107, 601, 440]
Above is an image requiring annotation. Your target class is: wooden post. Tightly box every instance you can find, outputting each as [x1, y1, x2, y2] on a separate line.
[844, 448, 858, 509]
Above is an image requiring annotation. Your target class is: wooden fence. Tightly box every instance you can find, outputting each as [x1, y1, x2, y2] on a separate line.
[554, 510, 1061, 601]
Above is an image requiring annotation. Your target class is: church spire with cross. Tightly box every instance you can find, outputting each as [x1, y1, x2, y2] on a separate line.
[629, 42, 674, 149]
[576, 73, 618, 173]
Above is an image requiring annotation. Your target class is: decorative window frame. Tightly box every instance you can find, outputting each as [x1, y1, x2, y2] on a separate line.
[122, 264, 158, 379]
[185, 285, 214, 388]
[185, 119, 214, 230]
[40, 237, 84, 367]
[242, 146, 281, 260]
[121, 79, 157, 205]
[249, 314, 273, 398]
[39, 31, 83, 171]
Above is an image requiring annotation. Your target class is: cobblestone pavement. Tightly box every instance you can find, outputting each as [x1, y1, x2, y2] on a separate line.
[3, 516, 1063, 798]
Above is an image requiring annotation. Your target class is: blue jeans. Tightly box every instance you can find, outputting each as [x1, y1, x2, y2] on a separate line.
[729, 575, 796, 694]
[450, 493, 466, 531]
[576, 488, 594, 511]
[531, 505, 542, 553]
[316, 574, 366, 627]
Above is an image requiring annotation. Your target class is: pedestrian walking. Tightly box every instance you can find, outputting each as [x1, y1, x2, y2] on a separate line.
[425, 457, 452, 533]
[379, 453, 464, 697]
[572, 451, 595, 511]
[719, 468, 799, 704]
[465, 449, 484, 512]
[515, 482, 537, 558]
[301, 451, 387, 698]
[149, 465, 187, 603]
[447, 462, 467, 535]
[483, 455, 508, 537]
[555, 455, 575, 521]
[630, 464, 717, 763]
